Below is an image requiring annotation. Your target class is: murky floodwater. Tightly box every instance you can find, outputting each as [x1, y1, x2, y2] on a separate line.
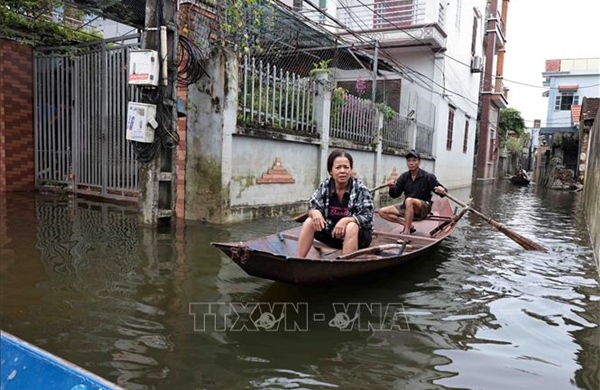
[1, 181, 598, 390]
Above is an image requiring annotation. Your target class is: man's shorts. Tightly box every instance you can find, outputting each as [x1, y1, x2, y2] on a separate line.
[394, 200, 432, 220]
[314, 228, 372, 250]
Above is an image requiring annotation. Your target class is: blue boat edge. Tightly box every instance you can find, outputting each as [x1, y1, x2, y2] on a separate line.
[1, 330, 123, 390]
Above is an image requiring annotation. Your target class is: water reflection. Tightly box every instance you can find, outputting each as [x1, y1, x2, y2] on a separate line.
[0, 183, 598, 390]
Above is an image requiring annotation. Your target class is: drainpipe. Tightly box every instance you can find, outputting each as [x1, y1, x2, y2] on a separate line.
[371, 40, 383, 203]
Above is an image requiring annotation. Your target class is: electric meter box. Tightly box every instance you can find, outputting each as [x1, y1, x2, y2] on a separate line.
[128, 50, 159, 86]
[126, 102, 157, 143]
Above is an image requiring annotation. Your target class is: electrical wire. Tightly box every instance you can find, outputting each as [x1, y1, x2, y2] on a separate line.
[302, 0, 481, 108]
[178, 35, 209, 85]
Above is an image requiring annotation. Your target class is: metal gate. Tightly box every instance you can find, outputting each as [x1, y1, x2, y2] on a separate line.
[34, 35, 141, 202]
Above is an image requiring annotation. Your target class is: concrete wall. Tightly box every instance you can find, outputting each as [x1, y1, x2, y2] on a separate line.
[185, 49, 237, 224]
[0, 40, 34, 192]
[224, 132, 440, 222]
[582, 109, 600, 268]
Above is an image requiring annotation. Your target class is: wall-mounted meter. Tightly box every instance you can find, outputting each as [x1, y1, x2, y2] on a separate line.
[126, 102, 158, 143]
[128, 50, 159, 86]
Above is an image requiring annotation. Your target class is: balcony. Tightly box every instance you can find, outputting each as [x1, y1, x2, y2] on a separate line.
[487, 10, 506, 50]
[299, 0, 447, 51]
[483, 76, 509, 108]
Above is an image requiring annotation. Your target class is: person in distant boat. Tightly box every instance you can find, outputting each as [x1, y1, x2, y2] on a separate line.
[295, 149, 374, 258]
[517, 168, 528, 180]
[376, 149, 446, 235]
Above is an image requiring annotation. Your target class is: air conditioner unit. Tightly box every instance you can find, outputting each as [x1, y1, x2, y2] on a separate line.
[471, 55, 483, 73]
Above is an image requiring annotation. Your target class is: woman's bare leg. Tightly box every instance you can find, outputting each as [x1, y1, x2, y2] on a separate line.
[341, 221, 359, 254]
[295, 218, 316, 257]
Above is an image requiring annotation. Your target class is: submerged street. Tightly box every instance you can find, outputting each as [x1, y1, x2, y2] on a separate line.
[1, 181, 598, 390]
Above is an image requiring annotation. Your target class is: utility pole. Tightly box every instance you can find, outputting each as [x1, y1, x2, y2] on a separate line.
[138, 0, 178, 226]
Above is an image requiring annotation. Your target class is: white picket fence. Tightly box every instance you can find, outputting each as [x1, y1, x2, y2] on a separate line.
[382, 112, 410, 149]
[238, 56, 432, 153]
[330, 93, 376, 143]
[238, 56, 316, 133]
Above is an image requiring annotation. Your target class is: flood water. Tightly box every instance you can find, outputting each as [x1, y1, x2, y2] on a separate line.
[1, 181, 598, 390]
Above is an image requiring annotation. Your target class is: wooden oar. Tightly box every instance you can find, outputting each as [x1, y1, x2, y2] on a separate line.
[443, 192, 547, 252]
[291, 183, 389, 223]
[429, 202, 471, 237]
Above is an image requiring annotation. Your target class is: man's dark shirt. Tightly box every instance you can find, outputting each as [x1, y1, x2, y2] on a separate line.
[389, 168, 444, 203]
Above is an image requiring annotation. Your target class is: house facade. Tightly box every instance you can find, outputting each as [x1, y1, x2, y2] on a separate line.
[543, 58, 600, 130]
[474, 0, 509, 181]
[540, 58, 600, 173]
[283, 0, 490, 189]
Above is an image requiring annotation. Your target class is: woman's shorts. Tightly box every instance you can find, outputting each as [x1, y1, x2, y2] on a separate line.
[314, 228, 372, 250]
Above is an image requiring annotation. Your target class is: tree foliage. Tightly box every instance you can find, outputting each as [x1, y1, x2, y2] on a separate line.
[0, 0, 145, 47]
[499, 107, 526, 147]
[0, 0, 101, 46]
[214, 0, 274, 55]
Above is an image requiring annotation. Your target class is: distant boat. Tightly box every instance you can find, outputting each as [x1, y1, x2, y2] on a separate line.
[1, 330, 123, 390]
[212, 198, 462, 286]
[509, 174, 530, 186]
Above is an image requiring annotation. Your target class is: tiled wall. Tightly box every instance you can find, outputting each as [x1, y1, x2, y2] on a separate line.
[0, 40, 34, 192]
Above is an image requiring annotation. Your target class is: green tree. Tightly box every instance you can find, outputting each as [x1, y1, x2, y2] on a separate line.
[499, 107, 525, 148]
[0, 0, 102, 46]
[213, 0, 274, 55]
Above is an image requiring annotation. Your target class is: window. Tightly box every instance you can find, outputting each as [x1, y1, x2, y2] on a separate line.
[463, 118, 470, 153]
[554, 93, 579, 111]
[446, 106, 455, 151]
[455, 0, 462, 29]
[489, 108, 498, 160]
[489, 129, 496, 161]
[374, 0, 415, 29]
[293, 0, 303, 11]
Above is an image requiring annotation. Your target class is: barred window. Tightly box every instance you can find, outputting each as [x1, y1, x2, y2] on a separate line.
[463, 118, 470, 153]
[446, 106, 455, 151]
[554, 92, 579, 111]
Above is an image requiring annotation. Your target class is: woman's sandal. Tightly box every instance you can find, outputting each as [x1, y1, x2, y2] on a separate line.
[401, 226, 417, 234]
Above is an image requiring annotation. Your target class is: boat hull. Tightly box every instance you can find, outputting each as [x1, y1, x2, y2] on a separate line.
[509, 175, 530, 186]
[1, 330, 123, 390]
[212, 198, 458, 285]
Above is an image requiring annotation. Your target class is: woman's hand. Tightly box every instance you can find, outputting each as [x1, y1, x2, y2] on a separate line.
[309, 210, 325, 231]
[332, 218, 349, 239]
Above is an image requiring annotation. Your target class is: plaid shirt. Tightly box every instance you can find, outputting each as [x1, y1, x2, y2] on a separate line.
[308, 177, 374, 232]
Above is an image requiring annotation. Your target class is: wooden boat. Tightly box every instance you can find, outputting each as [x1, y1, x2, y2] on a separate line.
[509, 174, 530, 186]
[1, 330, 123, 390]
[212, 198, 462, 286]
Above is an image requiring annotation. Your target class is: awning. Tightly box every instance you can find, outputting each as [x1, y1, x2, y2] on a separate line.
[558, 84, 579, 92]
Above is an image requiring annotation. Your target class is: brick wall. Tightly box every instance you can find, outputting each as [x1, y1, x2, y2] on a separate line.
[0, 39, 34, 192]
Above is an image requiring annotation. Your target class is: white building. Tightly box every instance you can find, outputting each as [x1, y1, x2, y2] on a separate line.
[542, 58, 600, 130]
[281, 0, 489, 189]
[540, 57, 600, 173]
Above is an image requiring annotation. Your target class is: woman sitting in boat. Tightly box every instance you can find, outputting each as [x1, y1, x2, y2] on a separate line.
[295, 149, 374, 258]
[376, 149, 446, 235]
